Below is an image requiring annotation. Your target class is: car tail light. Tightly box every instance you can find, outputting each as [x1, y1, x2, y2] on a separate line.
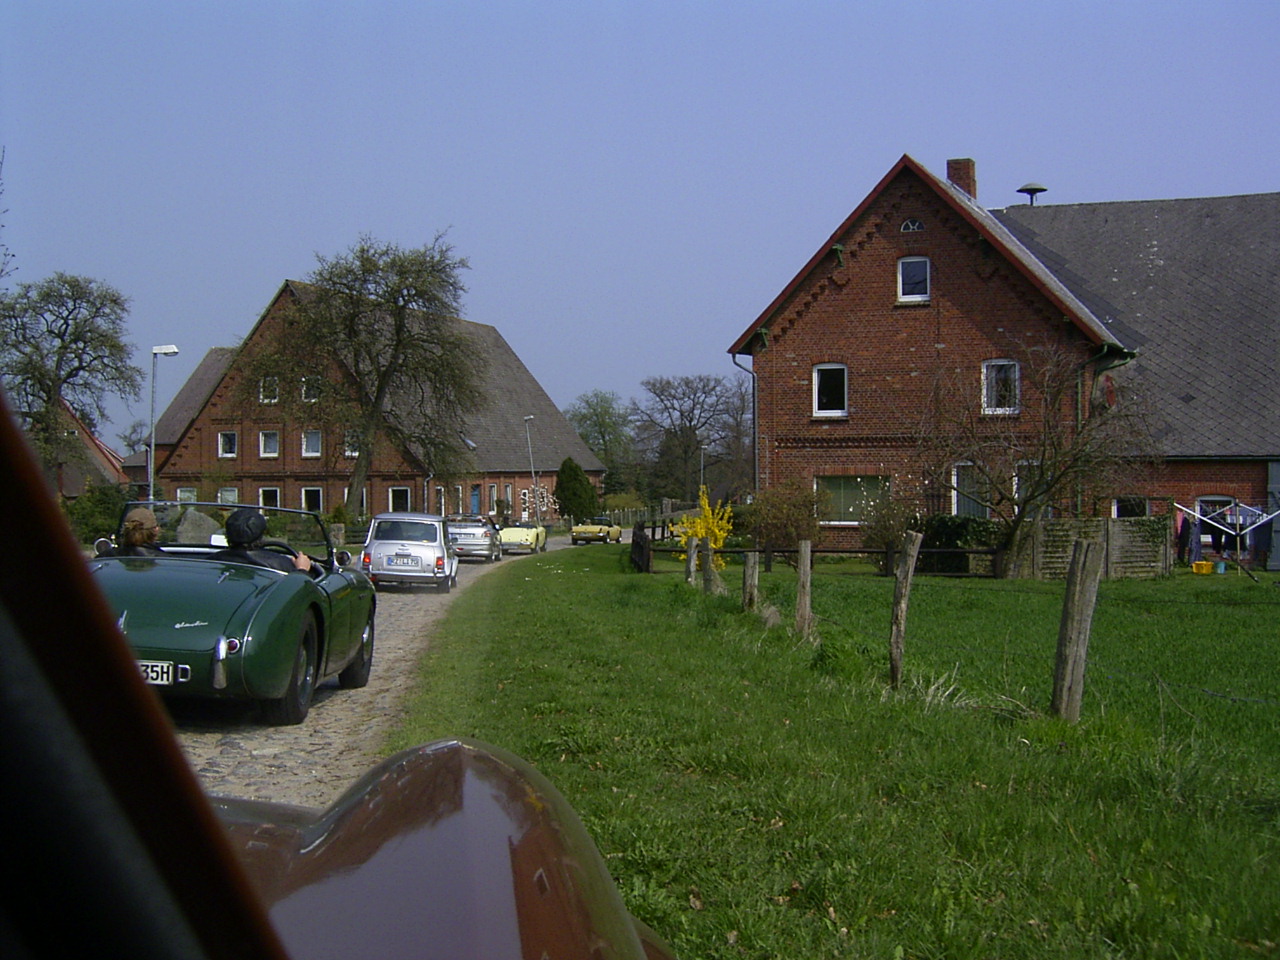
[435, 556, 444, 572]
[361, 551, 371, 569]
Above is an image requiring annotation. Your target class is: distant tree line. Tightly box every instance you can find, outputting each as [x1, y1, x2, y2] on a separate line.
[563, 373, 754, 509]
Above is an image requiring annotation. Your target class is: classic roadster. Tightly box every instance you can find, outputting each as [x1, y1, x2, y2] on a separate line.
[89, 502, 376, 725]
[499, 518, 547, 554]
[0, 388, 675, 960]
[571, 515, 623, 544]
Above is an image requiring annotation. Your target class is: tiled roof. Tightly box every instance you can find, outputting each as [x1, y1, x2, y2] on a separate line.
[992, 194, 1280, 458]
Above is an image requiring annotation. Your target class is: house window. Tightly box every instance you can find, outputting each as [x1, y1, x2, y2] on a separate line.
[901, 218, 925, 233]
[488, 484, 497, 514]
[897, 257, 930, 302]
[217, 487, 239, 505]
[982, 360, 1020, 414]
[301, 377, 320, 403]
[176, 487, 197, 503]
[1114, 496, 1149, 518]
[259, 377, 279, 404]
[343, 486, 369, 516]
[259, 487, 281, 508]
[389, 486, 411, 513]
[302, 429, 322, 458]
[813, 364, 848, 418]
[953, 463, 986, 518]
[217, 431, 237, 458]
[259, 430, 280, 459]
[816, 475, 887, 524]
[343, 431, 360, 458]
[301, 487, 323, 513]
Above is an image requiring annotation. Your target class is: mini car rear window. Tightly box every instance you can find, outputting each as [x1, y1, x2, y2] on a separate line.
[374, 520, 439, 543]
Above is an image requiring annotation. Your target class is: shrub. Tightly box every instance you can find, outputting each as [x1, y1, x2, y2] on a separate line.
[671, 486, 733, 570]
[63, 481, 132, 544]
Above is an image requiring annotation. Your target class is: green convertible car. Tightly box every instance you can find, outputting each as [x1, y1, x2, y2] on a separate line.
[88, 502, 376, 725]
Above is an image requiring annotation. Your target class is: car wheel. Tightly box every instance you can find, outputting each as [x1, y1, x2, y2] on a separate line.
[262, 612, 318, 725]
[338, 610, 375, 689]
[438, 575, 451, 593]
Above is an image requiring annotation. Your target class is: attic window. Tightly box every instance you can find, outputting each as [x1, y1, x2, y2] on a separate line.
[897, 257, 930, 302]
[901, 218, 925, 233]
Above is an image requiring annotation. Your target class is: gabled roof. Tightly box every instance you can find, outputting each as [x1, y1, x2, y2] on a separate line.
[728, 153, 1124, 356]
[992, 193, 1280, 457]
[153, 284, 601, 475]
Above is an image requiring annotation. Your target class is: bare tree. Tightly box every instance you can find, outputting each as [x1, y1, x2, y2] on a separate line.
[240, 235, 485, 517]
[917, 337, 1158, 574]
[0, 273, 142, 473]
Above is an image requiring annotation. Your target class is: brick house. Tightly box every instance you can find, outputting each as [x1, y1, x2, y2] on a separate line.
[729, 155, 1280, 561]
[144, 282, 602, 521]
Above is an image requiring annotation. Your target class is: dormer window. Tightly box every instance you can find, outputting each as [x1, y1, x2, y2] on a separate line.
[901, 218, 925, 233]
[897, 257, 930, 302]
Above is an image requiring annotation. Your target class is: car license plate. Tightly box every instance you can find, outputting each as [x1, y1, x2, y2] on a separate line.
[387, 556, 419, 567]
[138, 660, 175, 685]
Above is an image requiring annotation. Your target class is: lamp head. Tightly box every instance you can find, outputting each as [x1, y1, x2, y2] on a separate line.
[151, 344, 179, 357]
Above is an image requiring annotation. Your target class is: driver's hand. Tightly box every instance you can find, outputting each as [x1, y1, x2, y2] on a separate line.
[292, 553, 313, 572]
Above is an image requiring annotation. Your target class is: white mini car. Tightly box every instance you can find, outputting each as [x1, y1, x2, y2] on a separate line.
[361, 512, 459, 591]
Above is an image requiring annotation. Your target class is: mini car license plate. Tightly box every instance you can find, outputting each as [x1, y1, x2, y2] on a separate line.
[387, 556, 420, 567]
[138, 660, 175, 685]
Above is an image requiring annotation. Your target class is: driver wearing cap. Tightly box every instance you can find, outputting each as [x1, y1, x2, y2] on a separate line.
[213, 507, 313, 574]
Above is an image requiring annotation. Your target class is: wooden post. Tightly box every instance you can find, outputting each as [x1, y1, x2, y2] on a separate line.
[684, 541, 697, 584]
[1051, 539, 1104, 723]
[795, 540, 814, 641]
[889, 531, 924, 689]
[742, 551, 759, 611]
[701, 537, 715, 595]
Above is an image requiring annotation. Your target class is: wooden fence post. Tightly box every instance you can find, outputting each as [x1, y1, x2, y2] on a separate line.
[795, 540, 814, 641]
[701, 537, 725, 595]
[889, 531, 924, 689]
[742, 551, 759, 611]
[684, 541, 697, 584]
[1051, 539, 1104, 723]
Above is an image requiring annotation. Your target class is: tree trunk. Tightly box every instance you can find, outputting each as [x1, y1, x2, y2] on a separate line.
[889, 531, 924, 688]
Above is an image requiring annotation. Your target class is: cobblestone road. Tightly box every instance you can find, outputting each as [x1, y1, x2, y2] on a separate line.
[172, 548, 536, 808]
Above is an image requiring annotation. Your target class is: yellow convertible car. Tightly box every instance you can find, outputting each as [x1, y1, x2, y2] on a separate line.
[499, 519, 547, 554]
[571, 516, 622, 544]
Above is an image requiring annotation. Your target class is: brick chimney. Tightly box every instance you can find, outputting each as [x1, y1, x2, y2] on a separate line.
[947, 158, 977, 200]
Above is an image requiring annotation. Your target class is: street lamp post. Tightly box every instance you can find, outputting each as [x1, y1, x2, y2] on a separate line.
[523, 415, 540, 524]
[149, 344, 179, 502]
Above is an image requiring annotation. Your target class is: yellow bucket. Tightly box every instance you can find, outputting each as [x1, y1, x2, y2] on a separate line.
[1192, 561, 1214, 574]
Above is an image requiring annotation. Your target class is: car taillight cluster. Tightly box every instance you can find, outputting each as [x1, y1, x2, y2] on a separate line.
[435, 557, 444, 572]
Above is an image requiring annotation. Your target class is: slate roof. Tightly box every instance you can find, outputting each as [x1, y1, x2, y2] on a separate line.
[992, 193, 1280, 458]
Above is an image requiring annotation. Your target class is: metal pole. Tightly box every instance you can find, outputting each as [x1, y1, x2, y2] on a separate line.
[148, 345, 179, 502]
[524, 415, 540, 524]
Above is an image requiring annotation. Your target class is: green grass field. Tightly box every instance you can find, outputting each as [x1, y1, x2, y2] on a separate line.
[388, 548, 1280, 959]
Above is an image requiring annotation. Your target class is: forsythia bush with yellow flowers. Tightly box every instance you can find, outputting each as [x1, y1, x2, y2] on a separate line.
[672, 486, 733, 571]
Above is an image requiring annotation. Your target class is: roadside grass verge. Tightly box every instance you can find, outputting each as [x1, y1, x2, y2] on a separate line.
[389, 548, 1280, 959]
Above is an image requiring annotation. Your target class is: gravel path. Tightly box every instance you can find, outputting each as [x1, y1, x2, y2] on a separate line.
[173, 548, 534, 808]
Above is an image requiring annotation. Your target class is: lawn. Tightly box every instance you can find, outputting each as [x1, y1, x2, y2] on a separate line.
[388, 547, 1280, 959]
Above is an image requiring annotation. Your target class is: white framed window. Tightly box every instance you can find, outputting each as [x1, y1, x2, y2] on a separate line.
[217, 487, 239, 505]
[389, 486, 411, 513]
[897, 256, 930, 302]
[302, 429, 322, 458]
[217, 431, 238, 458]
[982, 360, 1020, 414]
[301, 487, 323, 513]
[343, 431, 360, 458]
[1113, 496, 1149, 518]
[503, 483, 513, 511]
[343, 486, 369, 516]
[259, 377, 279, 404]
[900, 218, 925, 233]
[952, 463, 986, 518]
[259, 430, 280, 459]
[815, 475, 887, 524]
[454, 485, 463, 513]
[301, 377, 320, 403]
[176, 487, 197, 503]
[488, 484, 497, 513]
[812, 363, 848, 418]
[259, 487, 281, 508]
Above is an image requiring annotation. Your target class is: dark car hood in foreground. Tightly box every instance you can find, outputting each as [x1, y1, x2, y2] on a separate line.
[89, 556, 280, 647]
[216, 738, 673, 960]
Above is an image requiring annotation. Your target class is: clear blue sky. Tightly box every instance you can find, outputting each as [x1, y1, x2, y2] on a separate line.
[4, 0, 1277, 449]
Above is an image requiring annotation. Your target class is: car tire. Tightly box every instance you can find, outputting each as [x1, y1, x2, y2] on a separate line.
[338, 610, 375, 689]
[438, 576, 451, 593]
[262, 612, 318, 726]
